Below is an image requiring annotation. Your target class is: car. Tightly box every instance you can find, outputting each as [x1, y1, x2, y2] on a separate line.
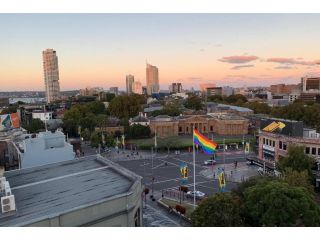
[203, 159, 217, 166]
[186, 190, 206, 199]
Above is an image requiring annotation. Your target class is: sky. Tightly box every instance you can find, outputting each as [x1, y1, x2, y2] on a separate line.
[0, 14, 320, 91]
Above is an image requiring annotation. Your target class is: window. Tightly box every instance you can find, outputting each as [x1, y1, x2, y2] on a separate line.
[312, 147, 316, 155]
[279, 141, 282, 149]
[263, 138, 265, 144]
[203, 126, 206, 132]
[186, 127, 189, 132]
[273, 141, 275, 147]
[266, 139, 269, 145]
[305, 147, 310, 154]
[318, 148, 320, 155]
[179, 127, 182, 132]
[283, 143, 287, 151]
[210, 126, 213, 131]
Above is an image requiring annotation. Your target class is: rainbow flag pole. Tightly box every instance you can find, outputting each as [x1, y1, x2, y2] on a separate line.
[192, 128, 218, 209]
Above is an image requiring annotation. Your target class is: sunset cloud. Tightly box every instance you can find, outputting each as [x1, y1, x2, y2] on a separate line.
[267, 58, 317, 66]
[274, 65, 297, 70]
[218, 55, 259, 64]
[231, 64, 255, 70]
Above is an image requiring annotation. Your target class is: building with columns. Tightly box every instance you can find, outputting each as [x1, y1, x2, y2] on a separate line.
[148, 114, 248, 137]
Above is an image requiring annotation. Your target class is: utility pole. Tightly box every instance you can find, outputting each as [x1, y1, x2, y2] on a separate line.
[151, 146, 154, 199]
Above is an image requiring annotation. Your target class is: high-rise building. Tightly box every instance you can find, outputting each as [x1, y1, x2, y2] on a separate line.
[109, 87, 119, 96]
[270, 84, 300, 94]
[146, 63, 159, 95]
[126, 75, 135, 94]
[42, 49, 60, 103]
[200, 83, 216, 92]
[133, 81, 142, 94]
[301, 77, 320, 92]
[170, 83, 183, 93]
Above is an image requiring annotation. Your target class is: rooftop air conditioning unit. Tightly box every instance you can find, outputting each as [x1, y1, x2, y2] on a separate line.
[4, 181, 11, 196]
[1, 195, 16, 213]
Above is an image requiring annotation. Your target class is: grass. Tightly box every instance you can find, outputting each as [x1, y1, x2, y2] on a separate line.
[128, 135, 255, 151]
[160, 197, 195, 219]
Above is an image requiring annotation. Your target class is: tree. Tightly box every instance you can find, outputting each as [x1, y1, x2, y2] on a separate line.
[184, 95, 202, 110]
[90, 132, 101, 148]
[282, 168, 314, 193]
[277, 145, 315, 176]
[191, 193, 243, 227]
[22, 119, 45, 133]
[127, 124, 151, 139]
[243, 180, 320, 226]
[109, 95, 145, 119]
[245, 101, 271, 114]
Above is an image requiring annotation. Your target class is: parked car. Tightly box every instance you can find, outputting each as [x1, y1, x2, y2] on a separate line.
[186, 190, 206, 199]
[204, 159, 217, 166]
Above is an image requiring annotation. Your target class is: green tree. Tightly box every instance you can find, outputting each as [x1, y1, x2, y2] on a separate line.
[109, 95, 145, 119]
[22, 119, 45, 133]
[184, 95, 202, 110]
[127, 124, 151, 139]
[90, 132, 101, 148]
[1, 105, 18, 114]
[191, 193, 243, 227]
[282, 168, 314, 193]
[243, 180, 320, 226]
[277, 145, 315, 176]
[245, 101, 271, 114]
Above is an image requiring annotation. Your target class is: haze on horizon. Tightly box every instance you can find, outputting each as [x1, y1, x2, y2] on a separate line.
[0, 13, 320, 91]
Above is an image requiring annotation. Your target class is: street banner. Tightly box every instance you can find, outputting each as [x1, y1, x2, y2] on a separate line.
[0, 113, 20, 131]
[245, 142, 250, 153]
[180, 162, 188, 184]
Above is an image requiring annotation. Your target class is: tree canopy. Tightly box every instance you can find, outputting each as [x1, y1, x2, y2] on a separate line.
[184, 95, 203, 110]
[277, 145, 315, 176]
[243, 180, 320, 226]
[191, 193, 243, 227]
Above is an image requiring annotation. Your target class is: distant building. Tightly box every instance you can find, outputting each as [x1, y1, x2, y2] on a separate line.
[146, 63, 159, 95]
[222, 86, 234, 96]
[133, 81, 142, 94]
[270, 84, 299, 94]
[42, 49, 60, 103]
[79, 87, 104, 96]
[129, 112, 150, 126]
[142, 86, 148, 95]
[200, 83, 216, 92]
[206, 87, 222, 96]
[170, 83, 183, 93]
[95, 117, 124, 135]
[0, 155, 143, 226]
[206, 102, 253, 116]
[32, 110, 53, 122]
[289, 90, 301, 103]
[109, 87, 119, 96]
[9, 130, 75, 169]
[301, 77, 320, 92]
[148, 114, 248, 137]
[126, 74, 135, 94]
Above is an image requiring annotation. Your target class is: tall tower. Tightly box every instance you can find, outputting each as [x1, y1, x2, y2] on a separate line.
[42, 49, 60, 103]
[146, 63, 159, 95]
[126, 74, 135, 94]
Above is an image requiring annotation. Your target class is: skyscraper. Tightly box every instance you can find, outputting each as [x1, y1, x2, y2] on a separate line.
[146, 63, 159, 95]
[133, 81, 142, 94]
[42, 49, 60, 103]
[126, 74, 135, 94]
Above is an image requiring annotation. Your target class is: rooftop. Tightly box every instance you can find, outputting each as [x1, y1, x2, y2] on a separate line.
[0, 155, 141, 226]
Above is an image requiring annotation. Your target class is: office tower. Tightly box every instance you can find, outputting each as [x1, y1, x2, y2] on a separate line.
[133, 81, 142, 94]
[146, 63, 159, 95]
[170, 83, 183, 93]
[126, 74, 135, 94]
[42, 49, 60, 103]
[109, 87, 119, 96]
[200, 83, 216, 92]
[301, 77, 320, 92]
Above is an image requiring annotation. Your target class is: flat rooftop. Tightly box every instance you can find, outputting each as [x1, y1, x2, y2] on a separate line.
[0, 155, 140, 226]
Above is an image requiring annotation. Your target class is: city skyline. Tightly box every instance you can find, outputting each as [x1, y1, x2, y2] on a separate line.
[1, 14, 320, 91]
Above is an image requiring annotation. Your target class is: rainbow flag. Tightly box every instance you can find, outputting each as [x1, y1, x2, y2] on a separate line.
[193, 129, 217, 155]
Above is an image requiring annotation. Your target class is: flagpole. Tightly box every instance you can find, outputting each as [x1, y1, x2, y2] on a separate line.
[193, 126, 196, 209]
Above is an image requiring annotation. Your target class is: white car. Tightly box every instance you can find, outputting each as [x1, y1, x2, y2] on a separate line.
[186, 190, 206, 199]
[204, 160, 217, 166]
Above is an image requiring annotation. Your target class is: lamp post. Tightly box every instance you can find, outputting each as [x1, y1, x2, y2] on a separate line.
[151, 147, 154, 199]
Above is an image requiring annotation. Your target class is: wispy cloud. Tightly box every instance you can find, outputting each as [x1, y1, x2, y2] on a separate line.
[218, 55, 259, 64]
[267, 57, 317, 66]
[274, 65, 297, 70]
[231, 64, 255, 70]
